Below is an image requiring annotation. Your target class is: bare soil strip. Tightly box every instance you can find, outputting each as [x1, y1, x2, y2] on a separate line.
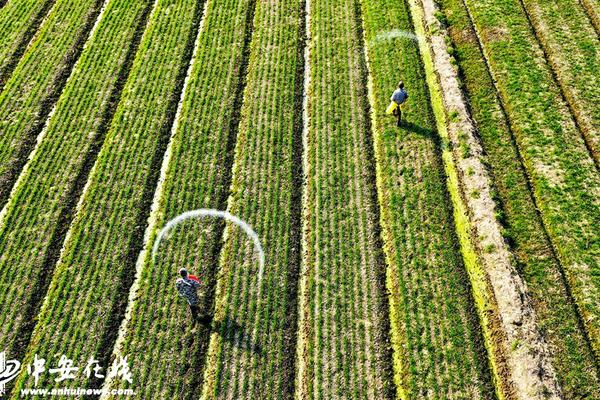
[294, 0, 312, 393]
[412, 0, 563, 398]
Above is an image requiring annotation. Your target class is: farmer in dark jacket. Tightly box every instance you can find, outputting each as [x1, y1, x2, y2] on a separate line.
[176, 268, 208, 323]
[387, 81, 409, 126]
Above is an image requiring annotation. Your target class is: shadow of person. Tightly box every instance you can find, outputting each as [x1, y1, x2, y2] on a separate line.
[400, 120, 438, 142]
[206, 315, 263, 356]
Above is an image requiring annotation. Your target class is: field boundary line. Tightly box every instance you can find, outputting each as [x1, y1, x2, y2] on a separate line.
[353, 0, 397, 398]
[281, 0, 307, 395]
[413, 0, 563, 398]
[98, 0, 209, 395]
[294, 0, 311, 394]
[459, 0, 600, 364]
[0, 0, 57, 91]
[0, 0, 104, 210]
[515, 0, 599, 169]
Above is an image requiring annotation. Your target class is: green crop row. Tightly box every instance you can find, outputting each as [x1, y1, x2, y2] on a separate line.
[0, 0, 54, 88]
[359, 0, 496, 397]
[438, 0, 600, 396]
[520, 0, 600, 165]
[461, 0, 600, 360]
[295, 0, 394, 398]
[9, 0, 203, 396]
[0, 0, 152, 370]
[200, 0, 304, 397]
[0, 0, 104, 209]
[104, 0, 257, 397]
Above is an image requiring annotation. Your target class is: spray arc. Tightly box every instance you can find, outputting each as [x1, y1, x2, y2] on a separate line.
[152, 209, 265, 281]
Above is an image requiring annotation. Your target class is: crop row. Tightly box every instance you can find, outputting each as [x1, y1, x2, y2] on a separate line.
[0, 0, 105, 208]
[103, 0, 258, 397]
[359, 0, 496, 397]
[460, 0, 600, 360]
[0, 0, 153, 377]
[9, 0, 204, 396]
[437, 0, 600, 396]
[0, 0, 54, 88]
[199, 0, 305, 397]
[295, 0, 394, 397]
[519, 0, 600, 165]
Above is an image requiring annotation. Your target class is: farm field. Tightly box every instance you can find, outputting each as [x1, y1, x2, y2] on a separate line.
[0, 0, 598, 398]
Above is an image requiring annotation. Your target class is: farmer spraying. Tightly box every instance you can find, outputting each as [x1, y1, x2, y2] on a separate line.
[176, 268, 208, 324]
[387, 81, 409, 126]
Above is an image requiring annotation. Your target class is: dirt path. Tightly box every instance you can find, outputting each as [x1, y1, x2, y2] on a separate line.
[413, 0, 563, 398]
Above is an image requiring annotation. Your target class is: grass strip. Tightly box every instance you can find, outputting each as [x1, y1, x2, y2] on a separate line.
[519, 0, 600, 166]
[359, 0, 496, 397]
[438, 0, 600, 396]
[0, 0, 55, 88]
[0, 0, 152, 370]
[0, 0, 106, 208]
[102, 0, 258, 397]
[295, 0, 395, 397]
[460, 0, 600, 360]
[200, 0, 304, 397]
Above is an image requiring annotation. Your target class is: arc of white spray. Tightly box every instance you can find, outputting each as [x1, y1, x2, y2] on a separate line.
[370, 29, 419, 44]
[152, 209, 265, 282]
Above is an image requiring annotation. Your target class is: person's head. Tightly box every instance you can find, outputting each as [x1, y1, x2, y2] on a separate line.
[398, 81, 404, 89]
[179, 268, 188, 278]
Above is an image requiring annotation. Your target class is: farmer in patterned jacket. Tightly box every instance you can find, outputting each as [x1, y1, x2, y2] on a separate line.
[176, 268, 208, 324]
